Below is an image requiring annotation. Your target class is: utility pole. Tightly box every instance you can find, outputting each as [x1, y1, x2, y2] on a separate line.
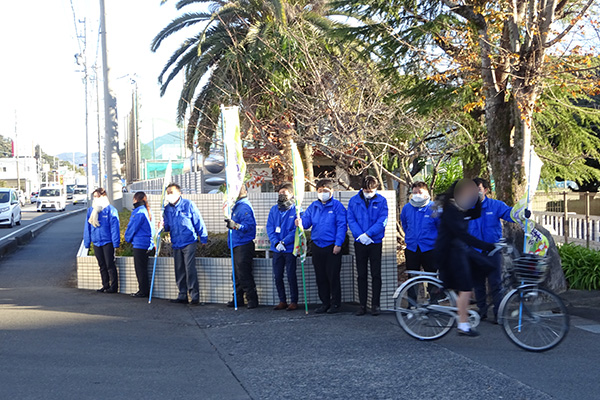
[14, 110, 20, 192]
[93, 64, 103, 189]
[75, 18, 92, 199]
[99, 0, 122, 208]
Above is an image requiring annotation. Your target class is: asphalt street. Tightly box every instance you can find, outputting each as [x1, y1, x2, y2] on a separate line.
[0, 212, 599, 399]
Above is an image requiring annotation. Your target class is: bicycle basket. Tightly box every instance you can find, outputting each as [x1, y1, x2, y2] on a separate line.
[510, 254, 548, 285]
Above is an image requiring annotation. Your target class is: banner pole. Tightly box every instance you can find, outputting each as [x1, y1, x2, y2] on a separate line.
[149, 160, 171, 304]
[221, 105, 238, 310]
[523, 146, 533, 254]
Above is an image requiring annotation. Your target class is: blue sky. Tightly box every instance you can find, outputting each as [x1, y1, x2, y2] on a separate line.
[0, 0, 204, 157]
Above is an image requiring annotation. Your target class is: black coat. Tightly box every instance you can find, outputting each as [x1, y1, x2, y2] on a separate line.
[435, 200, 495, 292]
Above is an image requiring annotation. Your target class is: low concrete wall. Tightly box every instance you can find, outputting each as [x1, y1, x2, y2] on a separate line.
[77, 244, 371, 306]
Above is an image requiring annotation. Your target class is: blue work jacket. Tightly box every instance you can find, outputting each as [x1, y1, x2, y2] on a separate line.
[124, 205, 155, 250]
[301, 198, 347, 248]
[228, 197, 257, 249]
[163, 197, 208, 250]
[83, 205, 121, 249]
[347, 191, 388, 244]
[266, 205, 297, 253]
[468, 197, 513, 250]
[400, 201, 438, 252]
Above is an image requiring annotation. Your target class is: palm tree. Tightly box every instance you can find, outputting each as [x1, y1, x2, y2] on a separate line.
[151, 0, 343, 154]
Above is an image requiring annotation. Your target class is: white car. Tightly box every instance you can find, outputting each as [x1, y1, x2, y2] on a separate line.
[72, 187, 88, 205]
[37, 187, 67, 212]
[0, 189, 22, 227]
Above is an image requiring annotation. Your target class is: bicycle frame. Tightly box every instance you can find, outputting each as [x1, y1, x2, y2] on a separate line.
[392, 271, 480, 327]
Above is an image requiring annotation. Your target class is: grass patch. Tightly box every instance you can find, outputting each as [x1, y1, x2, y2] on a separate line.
[558, 243, 600, 290]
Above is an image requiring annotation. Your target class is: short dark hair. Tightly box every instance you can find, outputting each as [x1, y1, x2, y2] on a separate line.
[316, 179, 334, 190]
[166, 183, 181, 192]
[473, 177, 490, 190]
[411, 181, 429, 192]
[362, 175, 379, 190]
[278, 183, 294, 193]
[92, 187, 106, 197]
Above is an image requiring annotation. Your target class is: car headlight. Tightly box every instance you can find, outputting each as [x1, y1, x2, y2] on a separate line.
[0, 206, 9, 212]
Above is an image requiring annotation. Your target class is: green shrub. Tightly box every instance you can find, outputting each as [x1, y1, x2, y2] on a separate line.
[558, 243, 600, 290]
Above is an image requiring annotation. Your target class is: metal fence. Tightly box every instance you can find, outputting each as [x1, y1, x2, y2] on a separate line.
[127, 170, 203, 195]
[531, 191, 600, 249]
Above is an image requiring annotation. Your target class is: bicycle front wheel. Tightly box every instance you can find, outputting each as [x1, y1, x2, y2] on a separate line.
[394, 278, 456, 340]
[500, 286, 569, 352]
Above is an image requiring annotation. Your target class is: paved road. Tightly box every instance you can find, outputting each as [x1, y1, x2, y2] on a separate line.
[0, 202, 87, 242]
[0, 213, 599, 399]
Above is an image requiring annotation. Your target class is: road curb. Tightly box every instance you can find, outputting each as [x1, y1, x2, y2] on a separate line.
[0, 208, 87, 259]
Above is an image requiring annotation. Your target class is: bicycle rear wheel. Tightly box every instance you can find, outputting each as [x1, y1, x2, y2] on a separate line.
[394, 278, 456, 340]
[500, 286, 569, 352]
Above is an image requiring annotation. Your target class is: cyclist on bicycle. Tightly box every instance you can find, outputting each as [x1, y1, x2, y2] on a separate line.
[435, 179, 496, 337]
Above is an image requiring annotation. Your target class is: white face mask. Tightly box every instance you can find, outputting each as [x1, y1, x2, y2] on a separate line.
[478, 191, 485, 201]
[166, 193, 180, 205]
[364, 190, 376, 199]
[317, 191, 332, 202]
[411, 193, 430, 203]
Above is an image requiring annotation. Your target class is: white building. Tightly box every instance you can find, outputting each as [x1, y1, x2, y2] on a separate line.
[0, 157, 39, 194]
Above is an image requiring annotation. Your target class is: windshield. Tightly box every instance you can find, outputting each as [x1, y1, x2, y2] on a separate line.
[74, 189, 86, 195]
[40, 189, 61, 197]
[0, 192, 9, 203]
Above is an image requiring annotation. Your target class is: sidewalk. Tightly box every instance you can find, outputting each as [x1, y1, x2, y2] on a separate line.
[560, 289, 600, 322]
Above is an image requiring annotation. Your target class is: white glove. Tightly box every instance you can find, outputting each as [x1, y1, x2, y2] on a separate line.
[357, 233, 373, 245]
[276, 242, 286, 252]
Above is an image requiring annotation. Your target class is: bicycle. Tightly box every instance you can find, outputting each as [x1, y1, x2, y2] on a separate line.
[392, 242, 569, 352]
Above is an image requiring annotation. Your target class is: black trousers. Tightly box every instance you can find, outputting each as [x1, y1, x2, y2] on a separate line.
[355, 242, 382, 308]
[312, 244, 342, 307]
[94, 243, 118, 292]
[404, 247, 437, 273]
[233, 242, 257, 302]
[133, 248, 151, 295]
[405, 247, 437, 304]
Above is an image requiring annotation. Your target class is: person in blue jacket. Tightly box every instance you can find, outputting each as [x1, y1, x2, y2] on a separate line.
[469, 177, 522, 323]
[225, 185, 258, 309]
[83, 187, 120, 293]
[266, 183, 298, 311]
[124, 191, 155, 298]
[297, 179, 347, 314]
[348, 176, 388, 316]
[163, 183, 208, 305]
[401, 181, 438, 275]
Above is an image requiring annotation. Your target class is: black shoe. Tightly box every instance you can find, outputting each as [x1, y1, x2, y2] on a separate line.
[190, 299, 201, 306]
[131, 292, 146, 298]
[327, 305, 341, 314]
[105, 288, 117, 294]
[96, 288, 107, 293]
[355, 307, 367, 316]
[315, 305, 330, 314]
[371, 306, 381, 316]
[247, 300, 258, 309]
[458, 328, 480, 337]
[170, 298, 188, 304]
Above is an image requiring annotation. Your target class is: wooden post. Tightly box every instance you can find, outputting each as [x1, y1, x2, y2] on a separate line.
[586, 191, 591, 248]
[563, 191, 569, 244]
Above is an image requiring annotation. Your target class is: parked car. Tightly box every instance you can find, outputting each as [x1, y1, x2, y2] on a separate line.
[30, 191, 39, 204]
[37, 187, 67, 212]
[72, 187, 87, 205]
[0, 188, 22, 227]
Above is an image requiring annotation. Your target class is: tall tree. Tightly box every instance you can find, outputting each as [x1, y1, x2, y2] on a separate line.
[333, 0, 600, 204]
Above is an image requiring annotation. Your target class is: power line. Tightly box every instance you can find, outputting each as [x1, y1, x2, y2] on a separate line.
[68, 0, 83, 55]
